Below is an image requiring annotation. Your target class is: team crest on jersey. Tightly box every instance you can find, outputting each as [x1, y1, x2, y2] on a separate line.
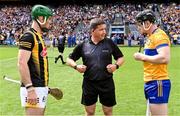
[41, 47, 47, 57]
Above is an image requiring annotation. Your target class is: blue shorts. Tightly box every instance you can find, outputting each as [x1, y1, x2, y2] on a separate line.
[144, 80, 171, 104]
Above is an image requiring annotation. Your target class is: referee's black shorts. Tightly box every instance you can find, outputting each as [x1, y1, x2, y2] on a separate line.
[81, 77, 116, 107]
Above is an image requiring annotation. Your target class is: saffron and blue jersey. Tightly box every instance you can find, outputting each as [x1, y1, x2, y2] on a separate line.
[143, 28, 170, 82]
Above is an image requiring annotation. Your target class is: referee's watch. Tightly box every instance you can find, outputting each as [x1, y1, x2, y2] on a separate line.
[115, 64, 119, 69]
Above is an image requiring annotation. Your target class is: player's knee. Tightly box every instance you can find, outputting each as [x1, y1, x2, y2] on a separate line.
[25, 108, 45, 115]
[85, 109, 95, 115]
[103, 106, 112, 115]
[86, 111, 95, 115]
[103, 109, 112, 115]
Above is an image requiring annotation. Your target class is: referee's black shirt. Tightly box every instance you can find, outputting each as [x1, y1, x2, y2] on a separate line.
[69, 38, 123, 81]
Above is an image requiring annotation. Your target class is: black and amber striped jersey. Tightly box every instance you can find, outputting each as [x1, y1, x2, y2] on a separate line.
[19, 28, 49, 87]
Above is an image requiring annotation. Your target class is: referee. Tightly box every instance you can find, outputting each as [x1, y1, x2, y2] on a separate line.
[67, 18, 124, 115]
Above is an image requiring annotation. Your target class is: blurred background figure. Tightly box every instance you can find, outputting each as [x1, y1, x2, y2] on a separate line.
[55, 31, 66, 64]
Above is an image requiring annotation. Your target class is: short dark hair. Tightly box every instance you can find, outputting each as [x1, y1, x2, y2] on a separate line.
[89, 18, 106, 31]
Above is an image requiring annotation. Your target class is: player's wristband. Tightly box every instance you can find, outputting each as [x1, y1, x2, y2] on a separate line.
[25, 83, 32, 89]
[115, 64, 119, 69]
[25, 83, 33, 89]
[73, 65, 77, 70]
[27, 87, 35, 92]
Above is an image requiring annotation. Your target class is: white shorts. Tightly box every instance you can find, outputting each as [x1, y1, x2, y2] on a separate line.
[20, 87, 48, 108]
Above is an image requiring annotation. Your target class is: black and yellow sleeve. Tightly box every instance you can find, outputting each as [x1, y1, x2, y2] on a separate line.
[19, 32, 34, 51]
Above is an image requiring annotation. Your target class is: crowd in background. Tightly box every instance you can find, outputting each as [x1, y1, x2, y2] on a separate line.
[0, 3, 179, 46]
[160, 4, 180, 45]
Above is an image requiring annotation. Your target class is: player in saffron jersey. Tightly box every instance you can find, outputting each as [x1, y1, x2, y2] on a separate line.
[133, 10, 171, 115]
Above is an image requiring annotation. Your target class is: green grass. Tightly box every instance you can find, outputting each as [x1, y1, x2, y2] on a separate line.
[0, 46, 180, 115]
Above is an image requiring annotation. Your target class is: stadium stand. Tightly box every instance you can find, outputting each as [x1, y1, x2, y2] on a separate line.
[0, 2, 179, 45]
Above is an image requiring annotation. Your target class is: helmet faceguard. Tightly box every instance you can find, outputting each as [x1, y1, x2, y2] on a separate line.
[31, 5, 53, 32]
[136, 10, 157, 31]
[136, 10, 156, 24]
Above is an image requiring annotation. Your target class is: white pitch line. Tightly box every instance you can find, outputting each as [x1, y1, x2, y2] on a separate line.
[0, 57, 17, 62]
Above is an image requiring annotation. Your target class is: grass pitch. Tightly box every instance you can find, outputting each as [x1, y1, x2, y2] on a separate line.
[0, 45, 180, 115]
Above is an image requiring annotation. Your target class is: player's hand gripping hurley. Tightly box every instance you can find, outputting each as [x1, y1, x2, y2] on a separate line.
[3, 75, 63, 100]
